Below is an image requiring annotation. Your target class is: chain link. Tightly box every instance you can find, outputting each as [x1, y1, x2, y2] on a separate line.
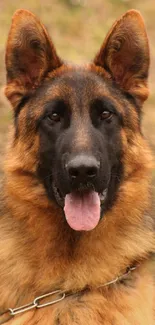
[34, 290, 65, 309]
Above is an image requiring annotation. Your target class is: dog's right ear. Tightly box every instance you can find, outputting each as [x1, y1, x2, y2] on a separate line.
[5, 10, 62, 109]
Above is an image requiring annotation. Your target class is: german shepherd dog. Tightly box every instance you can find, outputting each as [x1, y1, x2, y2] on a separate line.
[0, 8, 154, 325]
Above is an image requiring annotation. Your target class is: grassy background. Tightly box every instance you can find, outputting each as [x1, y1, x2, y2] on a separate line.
[0, 0, 154, 189]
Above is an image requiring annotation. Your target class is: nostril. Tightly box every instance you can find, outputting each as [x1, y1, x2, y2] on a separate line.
[86, 167, 97, 178]
[69, 167, 79, 179]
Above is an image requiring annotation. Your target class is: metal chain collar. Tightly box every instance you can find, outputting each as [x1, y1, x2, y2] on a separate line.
[0, 265, 137, 324]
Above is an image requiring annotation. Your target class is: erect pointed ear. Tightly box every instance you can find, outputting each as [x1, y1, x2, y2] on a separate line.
[5, 9, 62, 109]
[94, 10, 150, 104]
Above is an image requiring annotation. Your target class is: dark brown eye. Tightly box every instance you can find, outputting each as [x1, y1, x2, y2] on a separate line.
[48, 112, 61, 122]
[100, 111, 112, 120]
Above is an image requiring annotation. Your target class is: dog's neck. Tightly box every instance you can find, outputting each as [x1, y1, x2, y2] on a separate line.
[0, 160, 154, 309]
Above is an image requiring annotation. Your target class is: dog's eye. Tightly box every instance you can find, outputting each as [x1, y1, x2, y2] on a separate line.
[47, 112, 61, 122]
[100, 111, 112, 121]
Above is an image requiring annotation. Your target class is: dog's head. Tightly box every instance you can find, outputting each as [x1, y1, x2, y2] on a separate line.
[5, 9, 150, 231]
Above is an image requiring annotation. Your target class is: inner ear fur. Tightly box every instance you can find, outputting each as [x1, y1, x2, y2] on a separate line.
[94, 10, 150, 104]
[5, 9, 62, 109]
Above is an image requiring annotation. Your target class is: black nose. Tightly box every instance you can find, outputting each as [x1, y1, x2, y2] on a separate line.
[66, 154, 100, 182]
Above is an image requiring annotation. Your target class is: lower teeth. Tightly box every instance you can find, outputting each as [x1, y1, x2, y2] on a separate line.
[99, 189, 107, 203]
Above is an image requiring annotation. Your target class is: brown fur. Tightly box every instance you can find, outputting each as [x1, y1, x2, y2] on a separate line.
[0, 9, 155, 325]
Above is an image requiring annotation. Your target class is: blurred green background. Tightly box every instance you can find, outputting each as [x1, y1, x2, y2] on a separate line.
[0, 0, 154, 190]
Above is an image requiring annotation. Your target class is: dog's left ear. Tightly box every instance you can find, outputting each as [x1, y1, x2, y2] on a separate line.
[5, 10, 62, 109]
[94, 10, 150, 104]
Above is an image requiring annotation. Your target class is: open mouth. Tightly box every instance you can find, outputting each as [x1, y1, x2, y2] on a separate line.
[53, 184, 107, 231]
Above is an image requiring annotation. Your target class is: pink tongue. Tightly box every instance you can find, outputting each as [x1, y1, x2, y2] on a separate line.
[64, 191, 100, 231]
